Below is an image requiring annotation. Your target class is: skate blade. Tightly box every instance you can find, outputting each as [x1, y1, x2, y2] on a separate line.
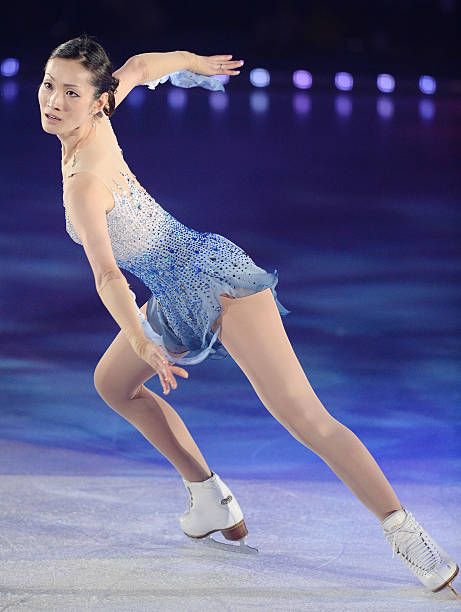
[189, 534, 259, 555]
[447, 583, 461, 599]
[436, 564, 460, 599]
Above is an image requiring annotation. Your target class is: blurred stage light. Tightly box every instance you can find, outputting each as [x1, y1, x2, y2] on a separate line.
[419, 99, 435, 119]
[1, 58, 19, 77]
[335, 72, 353, 91]
[250, 91, 269, 112]
[126, 88, 145, 108]
[167, 89, 187, 110]
[1, 80, 19, 101]
[209, 91, 228, 111]
[335, 94, 352, 117]
[292, 93, 311, 115]
[214, 74, 230, 86]
[377, 96, 394, 118]
[250, 68, 270, 88]
[419, 75, 436, 94]
[293, 70, 312, 89]
[377, 74, 395, 93]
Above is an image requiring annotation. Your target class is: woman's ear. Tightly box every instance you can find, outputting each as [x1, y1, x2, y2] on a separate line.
[95, 91, 109, 114]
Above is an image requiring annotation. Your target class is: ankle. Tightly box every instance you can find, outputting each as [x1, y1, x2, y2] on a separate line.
[382, 507, 402, 519]
[183, 469, 213, 483]
[383, 505, 404, 518]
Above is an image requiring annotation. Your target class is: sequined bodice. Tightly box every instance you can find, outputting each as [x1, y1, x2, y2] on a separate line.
[64, 165, 251, 308]
[65, 170, 171, 262]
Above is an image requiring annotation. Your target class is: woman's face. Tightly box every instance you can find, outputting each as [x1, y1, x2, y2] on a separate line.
[38, 57, 107, 133]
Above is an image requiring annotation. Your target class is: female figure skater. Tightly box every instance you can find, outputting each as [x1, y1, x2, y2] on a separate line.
[38, 34, 458, 596]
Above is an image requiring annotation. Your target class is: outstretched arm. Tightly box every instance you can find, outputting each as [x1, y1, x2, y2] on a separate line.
[134, 50, 243, 83]
[135, 50, 191, 83]
[111, 52, 243, 109]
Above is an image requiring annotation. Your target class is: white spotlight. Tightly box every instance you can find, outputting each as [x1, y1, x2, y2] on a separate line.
[419, 75, 436, 94]
[292, 70, 312, 89]
[250, 68, 270, 88]
[0, 58, 19, 77]
[335, 72, 353, 91]
[377, 74, 395, 93]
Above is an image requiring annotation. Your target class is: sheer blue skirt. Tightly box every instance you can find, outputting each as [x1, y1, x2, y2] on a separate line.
[141, 260, 290, 366]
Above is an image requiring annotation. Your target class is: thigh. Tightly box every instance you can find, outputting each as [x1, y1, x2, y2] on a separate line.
[93, 300, 157, 402]
[213, 288, 322, 414]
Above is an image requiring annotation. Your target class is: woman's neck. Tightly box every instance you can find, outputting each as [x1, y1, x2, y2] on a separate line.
[60, 117, 97, 165]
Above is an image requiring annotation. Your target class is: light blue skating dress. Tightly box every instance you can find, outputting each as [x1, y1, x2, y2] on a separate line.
[63, 70, 290, 365]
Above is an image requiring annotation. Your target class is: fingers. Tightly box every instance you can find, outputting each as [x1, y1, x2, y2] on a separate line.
[139, 339, 189, 395]
[159, 359, 189, 396]
[210, 56, 244, 75]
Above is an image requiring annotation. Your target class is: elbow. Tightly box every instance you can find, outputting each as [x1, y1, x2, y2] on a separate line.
[131, 54, 148, 84]
[95, 268, 124, 293]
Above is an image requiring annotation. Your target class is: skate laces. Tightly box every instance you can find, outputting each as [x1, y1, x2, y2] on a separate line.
[384, 510, 443, 576]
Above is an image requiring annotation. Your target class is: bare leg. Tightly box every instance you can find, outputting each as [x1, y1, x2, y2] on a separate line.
[212, 288, 403, 522]
[93, 301, 212, 483]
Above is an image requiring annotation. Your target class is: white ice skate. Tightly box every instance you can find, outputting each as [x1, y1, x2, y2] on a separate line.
[382, 507, 460, 598]
[179, 471, 258, 555]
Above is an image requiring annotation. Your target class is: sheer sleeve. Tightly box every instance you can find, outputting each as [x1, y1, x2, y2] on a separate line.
[142, 70, 225, 92]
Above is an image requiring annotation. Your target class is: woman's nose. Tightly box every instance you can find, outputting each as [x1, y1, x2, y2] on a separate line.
[47, 91, 62, 108]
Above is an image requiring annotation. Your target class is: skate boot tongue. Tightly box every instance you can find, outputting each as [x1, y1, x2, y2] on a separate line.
[382, 508, 407, 531]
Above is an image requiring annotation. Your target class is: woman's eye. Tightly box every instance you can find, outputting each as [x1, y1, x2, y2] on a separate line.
[43, 82, 78, 96]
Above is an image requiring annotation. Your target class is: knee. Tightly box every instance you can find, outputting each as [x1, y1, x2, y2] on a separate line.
[275, 389, 339, 444]
[93, 360, 145, 407]
[93, 361, 123, 404]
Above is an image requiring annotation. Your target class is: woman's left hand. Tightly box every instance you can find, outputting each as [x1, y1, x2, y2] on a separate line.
[189, 53, 244, 77]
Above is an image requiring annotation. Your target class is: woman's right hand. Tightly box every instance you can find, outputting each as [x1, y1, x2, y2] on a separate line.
[128, 334, 189, 395]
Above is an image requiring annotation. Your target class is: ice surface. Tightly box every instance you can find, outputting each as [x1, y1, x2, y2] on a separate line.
[0, 440, 459, 611]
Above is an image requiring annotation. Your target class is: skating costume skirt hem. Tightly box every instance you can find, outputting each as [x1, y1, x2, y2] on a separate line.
[142, 266, 290, 366]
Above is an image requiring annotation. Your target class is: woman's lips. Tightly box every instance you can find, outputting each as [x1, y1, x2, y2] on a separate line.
[45, 113, 61, 122]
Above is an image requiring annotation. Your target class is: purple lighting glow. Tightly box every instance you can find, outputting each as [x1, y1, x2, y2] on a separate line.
[377, 97, 394, 119]
[209, 92, 228, 111]
[419, 99, 435, 119]
[293, 93, 311, 115]
[335, 95, 352, 117]
[249, 68, 270, 88]
[250, 91, 269, 112]
[292, 70, 312, 90]
[377, 74, 395, 93]
[167, 89, 187, 110]
[126, 88, 145, 108]
[335, 72, 353, 91]
[214, 74, 230, 86]
[0, 58, 19, 77]
[1, 80, 19, 101]
[419, 75, 436, 94]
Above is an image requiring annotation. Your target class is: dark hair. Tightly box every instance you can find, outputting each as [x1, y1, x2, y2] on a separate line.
[45, 33, 119, 118]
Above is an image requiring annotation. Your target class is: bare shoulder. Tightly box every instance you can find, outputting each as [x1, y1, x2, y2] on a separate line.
[112, 56, 145, 110]
[65, 171, 114, 216]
